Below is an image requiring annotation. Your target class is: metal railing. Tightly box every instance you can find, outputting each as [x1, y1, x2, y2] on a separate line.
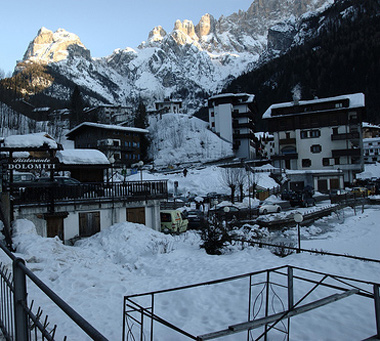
[0, 241, 108, 340]
[123, 265, 380, 340]
[11, 180, 168, 205]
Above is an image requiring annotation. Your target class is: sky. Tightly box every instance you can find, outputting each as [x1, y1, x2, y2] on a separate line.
[0, 0, 254, 75]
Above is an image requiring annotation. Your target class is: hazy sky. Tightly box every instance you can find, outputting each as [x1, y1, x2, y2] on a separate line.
[0, 0, 254, 75]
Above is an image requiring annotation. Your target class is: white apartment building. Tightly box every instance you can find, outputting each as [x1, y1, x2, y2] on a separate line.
[262, 93, 365, 187]
[208, 93, 257, 160]
[155, 99, 183, 114]
[363, 137, 380, 163]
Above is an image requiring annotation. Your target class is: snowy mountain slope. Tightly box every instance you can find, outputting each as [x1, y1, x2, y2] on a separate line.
[14, 0, 333, 113]
[148, 113, 234, 166]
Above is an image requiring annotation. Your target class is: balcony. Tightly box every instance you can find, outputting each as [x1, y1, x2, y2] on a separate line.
[232, 111, 255, 120]
[233, 132, 256, 140]
[279, 138, 296, 145]
[11, 180, 168, 206]
[232, 121, 255, 130]
[331, 149, 362, 157]
[331, 132, 360, 141]
[272, 153, 298, 160]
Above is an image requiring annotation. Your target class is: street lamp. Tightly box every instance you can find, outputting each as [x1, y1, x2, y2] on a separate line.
[294, 212, 304, 253]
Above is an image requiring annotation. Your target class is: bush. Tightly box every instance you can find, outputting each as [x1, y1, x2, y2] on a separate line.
[271, 242, 295, 257]
[200, 218, 230, 255]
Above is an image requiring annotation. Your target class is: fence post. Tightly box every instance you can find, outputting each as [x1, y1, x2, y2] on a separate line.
[374, 284, 380, 338]
[13, 258, 29, 341]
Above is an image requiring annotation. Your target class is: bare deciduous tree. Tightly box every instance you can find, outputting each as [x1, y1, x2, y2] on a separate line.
[220, 167, 246, 203]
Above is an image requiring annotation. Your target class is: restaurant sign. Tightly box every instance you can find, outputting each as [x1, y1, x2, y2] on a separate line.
[7, 158, 56, 171]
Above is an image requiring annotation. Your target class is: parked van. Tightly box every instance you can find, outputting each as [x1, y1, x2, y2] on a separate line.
[160, 210, 188, 234]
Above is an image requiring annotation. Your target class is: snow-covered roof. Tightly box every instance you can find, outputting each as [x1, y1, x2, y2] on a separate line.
[363, 137, 380, 143]
[56, 149, 110, 165]
[208, 93, 255, 103]
[255, 132, 274, 139]
[263, 93, 365, 119]
[66, 122, 149, 137]
[286, 169, 343, 175]
[3, 132, 58, 149]
[363, 122, 380, 129]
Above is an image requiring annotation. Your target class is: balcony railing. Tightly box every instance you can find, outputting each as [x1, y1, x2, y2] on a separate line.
[331, 149, 362, 157]
[272, 153, 298, 160]
[279, 138, 296, 145]
[11, 180, 168, 205]
[331, 132, 360, 141]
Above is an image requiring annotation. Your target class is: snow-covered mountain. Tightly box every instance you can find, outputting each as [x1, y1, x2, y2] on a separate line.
[16, 0, 333, 113]
[147, 113, 234, 166]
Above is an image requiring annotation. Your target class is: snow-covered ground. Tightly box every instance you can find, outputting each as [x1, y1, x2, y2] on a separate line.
[1, 202, 379, 340]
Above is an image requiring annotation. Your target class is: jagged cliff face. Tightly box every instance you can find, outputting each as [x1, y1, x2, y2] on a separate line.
[22, 27, 90, 65]
[16, 0, 333, 112]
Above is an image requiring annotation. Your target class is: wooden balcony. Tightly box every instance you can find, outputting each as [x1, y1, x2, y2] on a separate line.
[279, 138, 296, 145]
[331, 132, 360, 141]
[272, 153, 298, 160]
[331, 149, 362, 157]
[11, 180, 168, 206]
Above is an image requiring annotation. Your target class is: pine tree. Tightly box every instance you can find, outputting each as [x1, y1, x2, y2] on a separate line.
[134, 100, 149, 162]
[70, 85, 85, 128]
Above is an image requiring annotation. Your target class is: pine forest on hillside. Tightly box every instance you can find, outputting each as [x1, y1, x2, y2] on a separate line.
[225, 0, 380, 127]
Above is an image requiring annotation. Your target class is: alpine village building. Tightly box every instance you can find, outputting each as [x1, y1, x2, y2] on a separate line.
[65, 122, 148, 167]
[262, 93, 365, 189]
[208, 93, 258, 160]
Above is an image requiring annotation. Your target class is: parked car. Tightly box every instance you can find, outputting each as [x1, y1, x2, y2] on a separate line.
[13, 172, 36, 183]
[289, 193, 316, 207]
[160, 210, 189, 234]
[351, 187, 371, 196]
[208, 204, 241, 222]
[258, 201, 281, 215]
[35, 176, 81, 185]
[184, 209, 205, 229]
[34, 176, 90, 198]
[329, 189, 350, 198]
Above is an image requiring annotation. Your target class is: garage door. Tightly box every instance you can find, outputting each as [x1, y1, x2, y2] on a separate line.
[79, 211, 100, 237]
[127, 207, 145, 225]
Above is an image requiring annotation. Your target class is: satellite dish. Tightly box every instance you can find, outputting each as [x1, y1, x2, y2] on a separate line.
[294, 212, 303, 223]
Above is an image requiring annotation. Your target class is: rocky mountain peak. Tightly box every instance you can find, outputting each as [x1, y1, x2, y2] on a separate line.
[21, 27, 90, 67]
[195, 14, 216, 37]
[148, 26, 167, 43]
[172, 19, 199, 45]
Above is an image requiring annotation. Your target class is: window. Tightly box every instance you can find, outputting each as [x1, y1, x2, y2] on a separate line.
[322, 158, 330, 166]
[211, 111, 214, 117]
[301, 130, 320, 139]
[302, 159, 311, 167]
[281, 146, 296, 155]
[211, 122, 215, 128]
[334, 157, 340, 165]
[310, 145, 322, 153]
[285, 132, 290, 139]
[332, 127, 339, 135]
[310, 129, 321, 138]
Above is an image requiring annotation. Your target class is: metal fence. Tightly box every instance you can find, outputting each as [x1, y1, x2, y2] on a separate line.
[123, 265, 380, 340]
[11, 180, 168, 205]
[0, 241, 108, 340]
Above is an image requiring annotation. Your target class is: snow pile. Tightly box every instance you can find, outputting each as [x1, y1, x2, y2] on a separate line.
[56, 149, 110, 165]
[4, 206, 380, 340]
[125, 165, 279, 198]
[4, 132, 58, 149]
[75, 222, 177, 266]
[148, 113, 233, 167]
